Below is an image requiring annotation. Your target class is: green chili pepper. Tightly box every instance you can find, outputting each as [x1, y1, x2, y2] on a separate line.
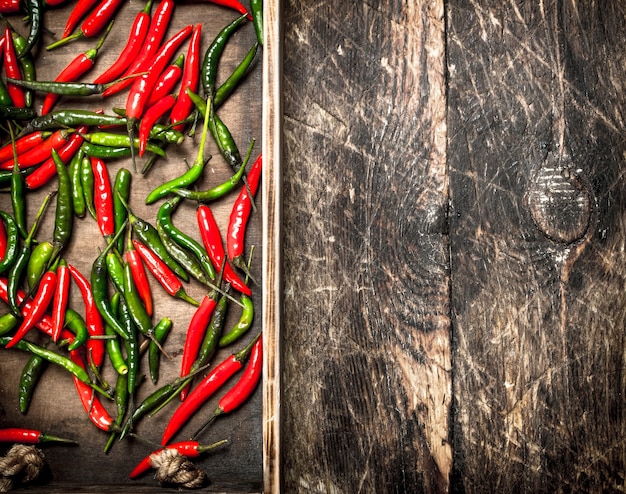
[156, 219, 212, 287]
[60, 309, 89, 351]
[81, 142, 134, 160]
[9, 124, 28, 240]
[148, 317, 172, 385]
[0, 312, 19, 336]
[18, 354, 47, 414]
[105, 250, 125, 294]
[26, 240, 54, 290]
[156, 196, 215, 281]
[201, 14, 248, 100]
[12, 30, 36, 108]
[117, 193, 189, 282]
[80, 132, 166, 157]
[50, 148, 74, 262]
[193, 289, 229, 372]
[105, 293, 128, 376]
[19, 0, 43, 59]
[173, 138, 254, 202]
[149, 125, 185, 145]
[80, 152, 97, 220]
[144, 97, 212, 205]
[0, 77, 13, 107]
[7, 192, 53, 315]
[103, 372, 129, 453]
[113, 168, 131, 253]
[0, 211, 20, 274]
[6, 77, 110, 96]
[118, 297, 139, 397]
[91, 223, 131, 340]
[19, 110, 125, 136]
[69, 147, 86, 218]
[214, 42, 259, 109]
[219, 294, 254, 347]
[0, 336, 112, 399]
[0, 105, 37, 120]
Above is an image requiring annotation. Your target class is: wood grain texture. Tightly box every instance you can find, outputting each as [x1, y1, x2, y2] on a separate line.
[448, 1, 626, 491]
[282, 1, 449, 492]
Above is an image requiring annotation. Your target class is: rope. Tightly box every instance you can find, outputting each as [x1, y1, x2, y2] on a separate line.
[150, 448, 208, 489]
[0, 444, 45, 492]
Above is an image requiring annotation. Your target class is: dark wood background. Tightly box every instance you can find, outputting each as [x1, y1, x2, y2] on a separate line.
[282, 0, 625, 493]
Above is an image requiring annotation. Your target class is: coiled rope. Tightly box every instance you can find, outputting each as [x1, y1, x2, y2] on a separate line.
[0, 444, 45, 492]
[150, 448, 207, 489]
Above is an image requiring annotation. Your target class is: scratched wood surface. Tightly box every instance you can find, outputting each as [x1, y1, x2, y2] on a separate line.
[448, 1, 626, 492]
[0, 1, 264, 492]
[281, 1, 450, 492]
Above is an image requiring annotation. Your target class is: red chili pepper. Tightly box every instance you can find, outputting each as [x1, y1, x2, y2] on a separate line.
[227, 153, 262, 269]
[41, 25, 112, 115]
[125, 24, 193, 124]
[0, 277, 54, 337]
[132, 239, 198, 305]
[51, 0, 123, 48]
[67, 264, 105, 368]
[3, 27, 25, 108]
[0, 428, 76, 444]
[146, 53, 184, 108]
[0, 0, 21, 14]
[92, 0, 153, 85]
[125, 239, 153, 317]
[61, 0, 100, 39]
[90, 156, 115, 239]
[0, 129, 71, 171]
[45, 0, 70, 5]
[183, 0, 251, 19]
[129, 440, 226, 479]
[179, 294, 218, 400]
[63, 330, 115, 432]
[5, 270, 57, 349]
[138, 94, 176, 157]
[197, 205, 251, 296]
[161, 337, 258, 445]
[0, 131, 52, 163]
[192, 335, 262, 438]
[25, 127, 86, 190]
[102, 0, 176, 97]
[0, 218, 6, 261]
[169, 23, 201, 130]
[51, 259, 70, 342]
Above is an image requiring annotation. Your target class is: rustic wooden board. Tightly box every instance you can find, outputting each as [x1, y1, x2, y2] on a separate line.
[448, 1, 626, 492]
[0, 1, 268, 491]
[281, 1, 450, 492]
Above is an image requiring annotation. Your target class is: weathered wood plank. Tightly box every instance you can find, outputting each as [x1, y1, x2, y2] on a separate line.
[448, 1, 626, 491]
[282, 1, 449, 492]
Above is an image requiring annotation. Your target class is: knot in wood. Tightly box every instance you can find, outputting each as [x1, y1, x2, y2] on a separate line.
[525, 153, 592, 244]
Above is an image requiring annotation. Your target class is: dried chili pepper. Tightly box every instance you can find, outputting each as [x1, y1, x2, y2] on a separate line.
[161, 334, 259, 445]
[193, 334, 262, 438]
[92, 0, 154, 85]
[41, 22, 112, 115]
[197, 205, 251, 296]
[129, 439, 227, 478]
[0, 428, 76, 444]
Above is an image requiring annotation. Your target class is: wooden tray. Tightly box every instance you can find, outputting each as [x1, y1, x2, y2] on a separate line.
[0, 0, 281, 491]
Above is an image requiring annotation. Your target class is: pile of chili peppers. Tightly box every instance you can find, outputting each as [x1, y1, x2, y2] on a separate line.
[0, 0, 264, 487]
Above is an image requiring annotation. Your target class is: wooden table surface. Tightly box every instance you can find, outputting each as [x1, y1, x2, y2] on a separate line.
[280, 0, 625, 493]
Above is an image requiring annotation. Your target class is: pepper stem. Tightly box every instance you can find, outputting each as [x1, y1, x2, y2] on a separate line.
[46, 30, 84, 51]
